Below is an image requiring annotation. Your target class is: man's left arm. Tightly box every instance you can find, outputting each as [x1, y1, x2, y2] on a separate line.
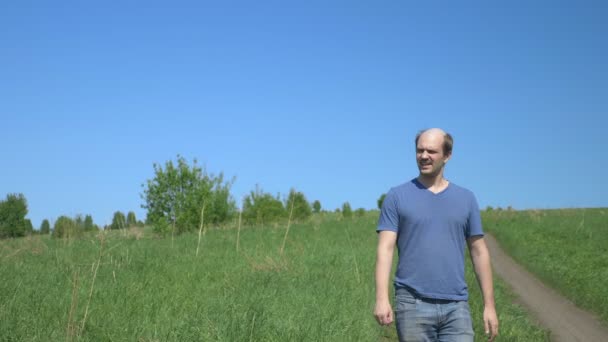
[468, 236, 499, 342]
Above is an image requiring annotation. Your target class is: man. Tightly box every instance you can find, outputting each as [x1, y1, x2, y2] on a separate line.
[374, 128, 498, 342]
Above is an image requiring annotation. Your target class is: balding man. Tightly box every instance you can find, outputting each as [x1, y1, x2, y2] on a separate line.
[374, 128, 498, 342]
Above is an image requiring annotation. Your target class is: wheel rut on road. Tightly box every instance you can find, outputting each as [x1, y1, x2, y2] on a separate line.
[485, 233, 608, 342]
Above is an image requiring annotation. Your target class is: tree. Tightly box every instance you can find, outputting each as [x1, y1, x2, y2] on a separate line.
[285, 189, 312, 222]
[40, 219, 51, 235]
[355, 208, 366, 217]
[74, 215, 85, 231]
[342, 202, 352, 219]
[242, 186, 285, 225]
[141, 155, 236, 234]
[377, 193, 387, 210]
[126, 211, 137, 227]
[84, 215, 96, 231]
[0, 193, 29, 239]
[24, 219, 34, 234]
[53, 216, 80, 239]
[111, 211, 126, 230]
[312, 200, 321, 214]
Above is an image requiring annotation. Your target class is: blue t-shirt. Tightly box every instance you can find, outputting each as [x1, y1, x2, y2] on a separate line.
[377, 178, 484, 301]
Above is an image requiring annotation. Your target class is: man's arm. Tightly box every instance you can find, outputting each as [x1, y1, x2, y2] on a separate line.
[374, 230, 397, 325]
[468, 236, 499, 341]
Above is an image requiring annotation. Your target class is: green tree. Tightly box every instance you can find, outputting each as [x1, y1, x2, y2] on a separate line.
[126, 211, 137, 227]
[285, 189, 312, 222]
[0, 193, 29, 239]
[142, 155, 236, 234]
[84, 215, 96, 231]
[355, 208, 366, 217]
[40, 219, 51, 235]
[312, 200, 321, 214]
[74, 215, 85, 231]
[377, 193, 387, 210]
[111, 211, 126, 230]
[242, 186, 285, 225]
[24, 219, 34, 234]
[342, 202, 352, 219]
[52, 216, 80, 239]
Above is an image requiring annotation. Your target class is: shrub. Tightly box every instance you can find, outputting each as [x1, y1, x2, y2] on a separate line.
[142, 155, 236, 234]
[24, 219, 33, 234]
[243, 186, 285, 225]
[84, 215, 96, 231]
[40, 219, 51, 235]
[111, 211, 126, 230]
[52, 216, 80, 239]
[285, 189, 312, 222]
[0, 193, 29, 239]
[342, 202, 352, 219]
[377, 193, 386, 210]
[126, 211, 137, 227]
[312, 200, 321, 214]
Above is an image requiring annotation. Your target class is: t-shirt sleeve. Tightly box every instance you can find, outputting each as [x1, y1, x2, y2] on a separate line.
[377, 189, 399, 233]
[466, 193, 484, 238]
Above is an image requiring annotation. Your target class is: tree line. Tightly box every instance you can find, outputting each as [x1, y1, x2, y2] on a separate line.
[0, 192, 144, 239]
[1, 155, 382, 239]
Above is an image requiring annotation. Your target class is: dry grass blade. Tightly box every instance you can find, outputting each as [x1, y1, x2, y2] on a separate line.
[236, 200, 243, 253]
[66, 270, 80, 342]
[344, 223, 361, 284]
[280, 196, 295, 256]
[196, 202, 206, 257]
[80, 232, 106, 336]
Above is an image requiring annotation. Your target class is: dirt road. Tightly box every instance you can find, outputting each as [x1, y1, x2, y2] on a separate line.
[485, 234, 608, 342]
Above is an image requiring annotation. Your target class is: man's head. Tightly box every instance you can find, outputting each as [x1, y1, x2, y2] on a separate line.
[415, 128, 453, 177]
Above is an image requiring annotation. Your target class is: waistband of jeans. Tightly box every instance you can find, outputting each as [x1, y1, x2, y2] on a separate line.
[395, 285, 461, 304]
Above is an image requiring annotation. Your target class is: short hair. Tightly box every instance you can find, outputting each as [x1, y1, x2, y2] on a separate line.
[415, 129, 453, 156]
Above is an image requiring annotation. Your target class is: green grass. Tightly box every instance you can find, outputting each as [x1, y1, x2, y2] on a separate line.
[483, 208, 608, 325]
[0, 214, 547, 341]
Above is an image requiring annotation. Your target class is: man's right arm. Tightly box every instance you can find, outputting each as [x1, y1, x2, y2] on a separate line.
[374, 230, 397, 325]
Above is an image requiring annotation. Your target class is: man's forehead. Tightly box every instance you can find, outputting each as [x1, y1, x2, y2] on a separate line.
[417, 132, 444, 147]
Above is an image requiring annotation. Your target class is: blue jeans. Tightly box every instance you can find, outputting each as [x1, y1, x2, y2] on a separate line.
[394, 287, 474, 342]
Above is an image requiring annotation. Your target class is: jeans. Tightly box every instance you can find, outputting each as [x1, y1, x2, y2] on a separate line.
[394, 287, 474, 342]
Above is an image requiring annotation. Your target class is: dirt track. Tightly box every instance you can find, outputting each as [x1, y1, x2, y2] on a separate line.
[485, 234, 608, 342]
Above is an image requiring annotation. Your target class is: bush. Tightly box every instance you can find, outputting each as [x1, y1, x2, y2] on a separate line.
[52, 216, 80, 239]
[312, 200, 321, 214]
[0, 193, 29, 239]
[285, 189, 312, 222]
[24, 219, 33, 234]
[84, 215, 97, 231]
[40, 219, 51, 235]
[126, 211, 137, 227]
[142, 155, 236, 234]
[342, 202, 352, 219]
[243, 186, 285, 225]
[111, 211, 126, 230]
[377, 193, 386, 210]
[355, 208, 366, 217]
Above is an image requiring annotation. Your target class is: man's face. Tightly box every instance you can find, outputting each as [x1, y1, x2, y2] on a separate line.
[416, 132, 450, 177]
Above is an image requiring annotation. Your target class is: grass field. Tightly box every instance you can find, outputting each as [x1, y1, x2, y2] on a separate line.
[0, 213, 547, 341]
[483, 208, 608, 325]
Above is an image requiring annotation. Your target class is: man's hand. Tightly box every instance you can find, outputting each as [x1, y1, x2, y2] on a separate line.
[484, 305, 499, 341]
[374, 300, 393, 325]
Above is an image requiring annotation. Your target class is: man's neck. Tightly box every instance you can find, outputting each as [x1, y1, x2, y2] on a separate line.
[417, 174, 449, 193]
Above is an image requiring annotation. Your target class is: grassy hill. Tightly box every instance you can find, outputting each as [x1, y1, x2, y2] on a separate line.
[0, 213, 547, 341]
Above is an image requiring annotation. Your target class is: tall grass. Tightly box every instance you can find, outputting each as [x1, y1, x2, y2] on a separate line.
[0, 215, 547, 341]
[483, 208, 608, 324]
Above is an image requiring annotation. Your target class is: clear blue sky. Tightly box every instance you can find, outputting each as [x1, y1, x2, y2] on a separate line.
[1, 1, 607, 228]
